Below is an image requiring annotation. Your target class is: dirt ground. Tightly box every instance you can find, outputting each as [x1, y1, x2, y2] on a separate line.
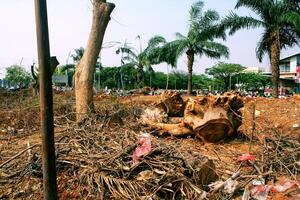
[0, 90, 299, 199]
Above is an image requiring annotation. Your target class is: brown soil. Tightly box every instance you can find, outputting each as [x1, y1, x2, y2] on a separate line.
[0, 91, 299, 199]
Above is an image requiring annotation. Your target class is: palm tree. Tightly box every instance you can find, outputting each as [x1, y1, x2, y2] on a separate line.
[116, 35, 167, 86]
[222, 0, 300, 98]
[71, 47, 85, 63]
[154, 1, 229, 95]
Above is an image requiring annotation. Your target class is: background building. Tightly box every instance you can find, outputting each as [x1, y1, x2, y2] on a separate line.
[264, 53, 300, 94]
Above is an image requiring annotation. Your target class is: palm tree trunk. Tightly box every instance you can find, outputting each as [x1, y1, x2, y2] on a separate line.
[75, 0, 115, 122]
[137, 63, 143, 86]
[166, 65, 169, 90]
[270, 31, 280, 98]
[186, 50, 194, 95]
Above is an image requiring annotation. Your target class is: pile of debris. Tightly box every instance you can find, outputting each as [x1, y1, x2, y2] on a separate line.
[0, 103, 218, 199]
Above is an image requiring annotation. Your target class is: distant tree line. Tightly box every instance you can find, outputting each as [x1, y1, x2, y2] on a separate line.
[2, 60, 271, 93]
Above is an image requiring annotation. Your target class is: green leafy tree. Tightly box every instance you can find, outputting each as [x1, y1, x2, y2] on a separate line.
[116, 35, 167, 85]
[150, 72, 168, 89]
[5, 65, 31, 88]
[238, 72, 271, 91]
[171, 71, 188, 90]
[144, 66, 156, 88]
[205, 62, 245, 90]
[193, 74, 213, 90]
[222, 0, 300, 97]
[99, 65, 136, 90]
[153, 1, 229, 95]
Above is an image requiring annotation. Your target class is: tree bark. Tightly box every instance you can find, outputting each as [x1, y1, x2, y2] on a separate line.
[270, 31, 280, 98]
[166, 65, 169, 90]
[186, 50, 194, 95]
[136, 63, 143, 86]
[75, 0, 115, 122]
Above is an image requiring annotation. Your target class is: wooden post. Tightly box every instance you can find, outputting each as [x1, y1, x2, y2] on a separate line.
[34, 0, 58, 199]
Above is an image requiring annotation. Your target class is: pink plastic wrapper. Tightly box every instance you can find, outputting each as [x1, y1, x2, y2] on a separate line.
[251, 185, 271, 200]
[132, 133, 152, 163]
[237, 154, 256, 162]
[271, 180, 296, 193]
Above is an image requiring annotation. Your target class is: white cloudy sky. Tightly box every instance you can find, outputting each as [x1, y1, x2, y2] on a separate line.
[0, 0, 300, 78]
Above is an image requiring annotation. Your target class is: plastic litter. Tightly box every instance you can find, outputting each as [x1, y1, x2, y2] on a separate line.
[251, 185, 271, 200]
[208, 181, 223, 190]
[132, 133, 152, 163]
[237, 154, 256, 162]
[252, 179, 265, 186]
[208, 179, 239, 194]
[224, 179, 239, 194]
[242, 187, 250, 200]
[271, 180, 296, 193]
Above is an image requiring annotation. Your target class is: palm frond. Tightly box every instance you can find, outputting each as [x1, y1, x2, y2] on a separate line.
[94, 172, 144, 199]
[279, 27, 300, 49]
[222, 12, 264, 35]
[159, 39, 188, 67]
[175, 32, 187, 40]
[283, 0, 300, 10]
[71, 47, 85, 62]
[189, 0, 204, 22]
[280, 11, 300, 31]
[198, 41, 229, 59]
[190, 9, 220, 36]
[198, 9, 220, 27]
[147, 35, 166, 48]
[235, 0, 271, 14]
[122, 56, 136, 63]
[116, 47, 138, 60]
[119, 62, 137, 69]
[143, 35, 167, 58]
[60, 64, 75, 72]
[196, 24, 227, 42]
[255, 31, 270, 62]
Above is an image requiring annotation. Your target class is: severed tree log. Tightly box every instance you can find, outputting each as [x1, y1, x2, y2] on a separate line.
[141, 91, 244, 143]
[156, 91, 186, 117]
[184, 92, 243, 142]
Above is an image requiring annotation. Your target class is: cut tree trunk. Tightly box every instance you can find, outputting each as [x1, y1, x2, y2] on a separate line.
[186, 50, 194, 96]
[183, 92, 243, 142]
[141, 91, 244, 143]
[156, 91, 186, 117]
[270, 31, 280, 98]
[75, 0, 115, 122]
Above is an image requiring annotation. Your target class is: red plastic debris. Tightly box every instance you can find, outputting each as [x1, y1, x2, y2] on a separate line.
[251, 185, 271, 200]
[237, 154, 256, 162]
[271, 180, 297, 193]
[132, 133, 152, 163]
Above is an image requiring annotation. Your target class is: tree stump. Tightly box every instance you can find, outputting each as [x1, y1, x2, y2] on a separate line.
[156, 91, 186, 117]
[184, 92, 243, 142]
[141, 91, 244, 143]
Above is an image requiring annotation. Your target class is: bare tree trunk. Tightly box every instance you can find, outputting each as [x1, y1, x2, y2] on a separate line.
[75, 0, 115, 122]
[186, 50, 194, 95]
[270, 31, 280, 98]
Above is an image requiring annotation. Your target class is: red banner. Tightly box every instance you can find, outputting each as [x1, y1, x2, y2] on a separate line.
[296, 67, 300, 83]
